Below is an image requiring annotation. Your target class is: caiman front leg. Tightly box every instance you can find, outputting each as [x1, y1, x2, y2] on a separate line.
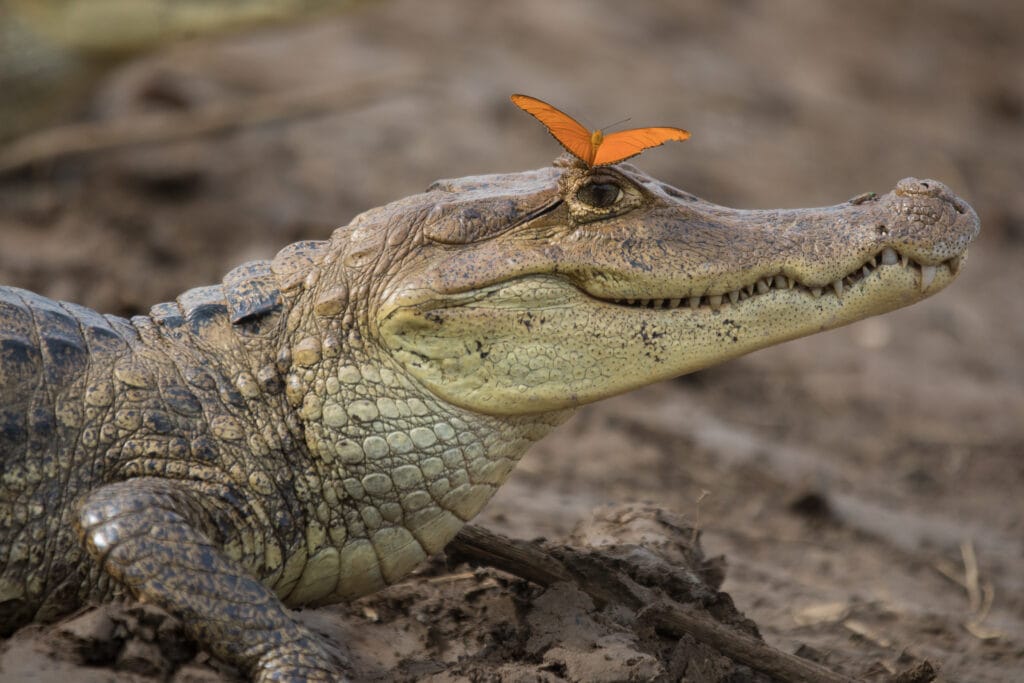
[75, 477, 347, 682]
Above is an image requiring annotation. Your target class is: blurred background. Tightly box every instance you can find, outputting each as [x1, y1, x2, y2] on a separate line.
[0, 1, 1021, 681]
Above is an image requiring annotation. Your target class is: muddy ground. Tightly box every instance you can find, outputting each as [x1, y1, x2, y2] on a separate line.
[0, 0, 1022, 680]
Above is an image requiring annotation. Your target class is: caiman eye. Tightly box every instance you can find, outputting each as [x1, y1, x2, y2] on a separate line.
[576, 181, 623, 209]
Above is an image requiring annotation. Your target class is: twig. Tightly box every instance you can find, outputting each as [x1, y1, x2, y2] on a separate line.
[449, 524, 858, 683]
[964, 579, 1000, 641]
[0, 75, 421, 175]
[842, 618, 892, 648]
[690, 488, 710, 545]
[954, 540, 1002, 640]
[960, 540, 981, 614]
[425, 571, 478, 584]
[931, 557, 968, 589]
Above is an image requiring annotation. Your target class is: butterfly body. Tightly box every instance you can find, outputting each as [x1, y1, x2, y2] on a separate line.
[511, 93, 690, 167]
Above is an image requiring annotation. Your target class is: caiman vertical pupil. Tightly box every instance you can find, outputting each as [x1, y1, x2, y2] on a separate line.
[577, 181, 622, 208]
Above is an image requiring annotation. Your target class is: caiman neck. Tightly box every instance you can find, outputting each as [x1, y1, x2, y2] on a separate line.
[271, 278, 570, 601]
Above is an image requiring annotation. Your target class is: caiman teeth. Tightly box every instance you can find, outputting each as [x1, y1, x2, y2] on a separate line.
[603, 247, 963, 311]
[919, 265, 936, 291]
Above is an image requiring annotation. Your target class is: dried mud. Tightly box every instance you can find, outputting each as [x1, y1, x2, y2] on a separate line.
[1, 1, 1022, 681]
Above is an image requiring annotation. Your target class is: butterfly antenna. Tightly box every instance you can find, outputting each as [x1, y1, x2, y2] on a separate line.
[601, 116, 632, 132]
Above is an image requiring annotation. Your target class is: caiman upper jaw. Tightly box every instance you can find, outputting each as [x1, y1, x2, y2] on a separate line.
[572, 175, 979, 307]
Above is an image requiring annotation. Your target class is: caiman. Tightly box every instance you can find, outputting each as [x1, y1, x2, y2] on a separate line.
[0, 156, 979, 681]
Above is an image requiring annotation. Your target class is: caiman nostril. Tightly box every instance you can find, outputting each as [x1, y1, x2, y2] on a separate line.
[895, 177, 955, 199]
[895, 177, 940, 197]
[894, 177, 970, 215]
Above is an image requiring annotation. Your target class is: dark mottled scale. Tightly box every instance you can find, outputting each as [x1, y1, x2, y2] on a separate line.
[57, 301, 124, 343]
[220, 385, 246, 408]
[0, 405, 27, 449]
[26, 303, 129, 438]
[0, 289, 90, 447]
[149, 301, 185, 329]
[183, 366, 217, 390]
[0, 293, 42, 413]
[142, 410, 176, 434]
[271, 240, 328, 290]
[178, 285, 228, 317]
[103, 314, 141, 344]
[0, 288, 39, 345]
[178, 285, 229, 337]
[7, 291, 80, 395]
[274, 240, 326, 264]
[223, 261, 280, 325]
[160, 383, 204, 417]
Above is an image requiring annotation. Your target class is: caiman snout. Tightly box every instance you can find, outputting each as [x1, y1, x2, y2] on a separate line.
[875, 177, 979, 266]
[894, 177, 970, 216]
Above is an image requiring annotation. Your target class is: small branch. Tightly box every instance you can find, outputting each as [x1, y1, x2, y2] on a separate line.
[449, 525, 573, 588]
[0, 75, 420, 175]
[449, 524, 858, 683]
[960, 539, 982, 614]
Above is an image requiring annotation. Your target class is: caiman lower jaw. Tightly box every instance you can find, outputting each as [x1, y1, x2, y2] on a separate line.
[592, 247, 965, 311]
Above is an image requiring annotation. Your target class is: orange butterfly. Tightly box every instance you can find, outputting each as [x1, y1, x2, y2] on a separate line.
[511, 93, 690, 167]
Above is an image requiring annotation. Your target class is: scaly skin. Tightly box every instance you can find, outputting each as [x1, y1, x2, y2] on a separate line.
[0, 157, 979, 680]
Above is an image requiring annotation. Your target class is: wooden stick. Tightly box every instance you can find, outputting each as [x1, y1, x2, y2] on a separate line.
[0, 75, 419, 175]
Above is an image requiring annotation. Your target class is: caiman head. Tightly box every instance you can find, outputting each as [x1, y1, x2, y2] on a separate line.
[311, 156, 979, 416]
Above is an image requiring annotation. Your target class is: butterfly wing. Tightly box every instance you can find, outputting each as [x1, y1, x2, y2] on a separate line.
[510, 94, 596, 165]
[592, 126, 691, 166]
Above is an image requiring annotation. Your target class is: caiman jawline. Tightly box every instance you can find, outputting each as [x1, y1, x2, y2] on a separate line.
[597, 247, 965, 311]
